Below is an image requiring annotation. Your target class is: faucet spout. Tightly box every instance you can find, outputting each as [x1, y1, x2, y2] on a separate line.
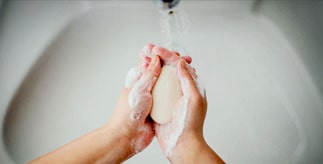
[155, 0, 180, 10]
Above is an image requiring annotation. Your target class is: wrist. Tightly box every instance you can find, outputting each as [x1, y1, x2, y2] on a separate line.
[168, 132, 204, 163]
[169, 132, 224, 164]
[100, 124, 134, 162]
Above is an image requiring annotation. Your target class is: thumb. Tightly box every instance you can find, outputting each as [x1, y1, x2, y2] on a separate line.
[136, 55, 161, 93]
[128, 55, 161, 120]
[177, 60, 201, 99]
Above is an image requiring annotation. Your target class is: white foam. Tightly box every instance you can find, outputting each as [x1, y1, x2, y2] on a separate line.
[128, 72, 156, 122]
[164, 78, 190, 157]
[125, 65, 156, 154]
[160, 71, 205, 157]
[125, 67, 141, 88]
[142, 45, 153, 57]
[185, 62, 206, 98]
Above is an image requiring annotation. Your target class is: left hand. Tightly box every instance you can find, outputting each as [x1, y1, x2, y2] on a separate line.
[28, 44, 195, 164]
[107, 56, 161, 159]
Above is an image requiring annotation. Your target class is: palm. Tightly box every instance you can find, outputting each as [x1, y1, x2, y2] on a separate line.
[154, 97, 187, 156]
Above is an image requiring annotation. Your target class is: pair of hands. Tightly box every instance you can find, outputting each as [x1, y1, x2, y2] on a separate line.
[108, 43, 209, 162]
[29, 43, 224, 164]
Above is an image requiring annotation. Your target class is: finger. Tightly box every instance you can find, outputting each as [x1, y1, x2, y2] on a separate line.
[139, 61, 149, 73]
[177, 60, 201, 98]
[144, 56, 151, 63]
[140, 43, 155, 59]
[187, 65, 197, 80]
[128, 56, 161, 119]
[136, 55, 161, 93]
[152, 46, 181, 66]
[181, 56, 192, 64]
[139, 44, 155, 73]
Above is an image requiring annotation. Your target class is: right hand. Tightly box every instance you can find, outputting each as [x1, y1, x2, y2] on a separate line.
[150, 46, 208, 159]
[143, 45, 223, 164]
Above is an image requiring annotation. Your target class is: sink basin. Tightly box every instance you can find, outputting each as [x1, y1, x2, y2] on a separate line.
[1, 1, 323, 163]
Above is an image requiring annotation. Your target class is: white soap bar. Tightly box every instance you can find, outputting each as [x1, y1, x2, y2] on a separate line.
[151, 65, 182, 124]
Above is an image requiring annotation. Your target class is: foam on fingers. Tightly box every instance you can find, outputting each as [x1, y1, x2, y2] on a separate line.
[140, 43, 155, 58]
[177, 60, 205, 97]
[125, 67, 141, 88]
[152, 46, 182, 66]
[128, 56, 161, 121]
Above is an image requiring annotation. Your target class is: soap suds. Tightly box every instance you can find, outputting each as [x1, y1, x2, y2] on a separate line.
[125, 67, 141, 88]
[125, 44, 203, 157]
[164, 78, 190, 156]
[124, 57, 157, 155]
[142, 44, 153, 57]
[128, 88, 150, 121]
[182, 61, 205, 97]
[125, 67, 150, 120]
[128, 70, 157, 121]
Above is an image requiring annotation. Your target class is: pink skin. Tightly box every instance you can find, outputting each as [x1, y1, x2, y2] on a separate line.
[110, 54, 162, 157]
[29, 44, 222, 164]
[153, 62, 190, 156]
[139, 44, 203, 157]
[154, 59, 207, 159]
[128, 56, 161, 151]
[122, 45, 220, 163]
[139, 43, 192, 71]
[147, 44, 197, 79]
[117, 43, 196, 157]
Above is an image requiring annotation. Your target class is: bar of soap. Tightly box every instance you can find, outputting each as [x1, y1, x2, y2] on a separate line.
[151, 65, 182, 124]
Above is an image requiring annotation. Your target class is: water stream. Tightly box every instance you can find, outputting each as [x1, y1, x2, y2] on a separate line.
[159, 7, 190, 54]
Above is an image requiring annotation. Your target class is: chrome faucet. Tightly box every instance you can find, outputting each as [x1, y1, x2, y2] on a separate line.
[155, 0, 180, 10]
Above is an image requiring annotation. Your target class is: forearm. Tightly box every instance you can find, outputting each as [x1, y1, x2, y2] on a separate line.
[169, 134, 224, 164]
[29, 125, 132, 164]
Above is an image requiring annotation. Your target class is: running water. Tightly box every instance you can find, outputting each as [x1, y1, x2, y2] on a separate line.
[156, 7, 195, 157]
[159, 7, 190, 54]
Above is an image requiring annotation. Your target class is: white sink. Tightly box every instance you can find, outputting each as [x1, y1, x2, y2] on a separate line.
[1, 1, 323, 163]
